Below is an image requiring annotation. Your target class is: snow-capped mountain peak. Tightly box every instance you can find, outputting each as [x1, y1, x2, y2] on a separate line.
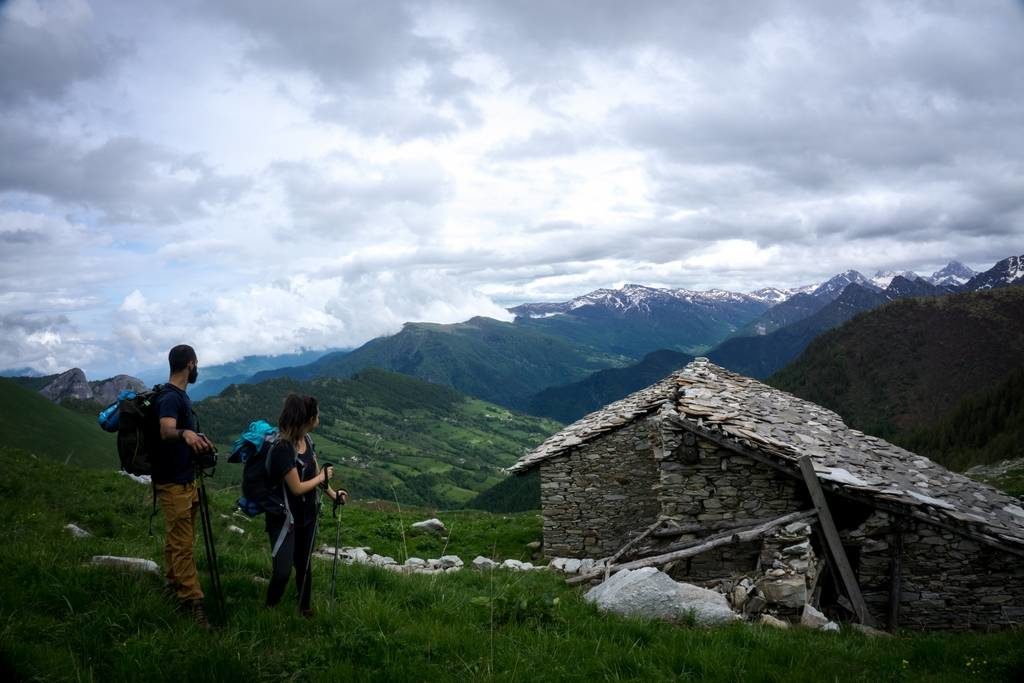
[928, 260, 978, 287]
[871, 269, 920, 289]
[961, 254, 1024, 291]
[810, 270, 874, 300]
[747, 287, 792, 305]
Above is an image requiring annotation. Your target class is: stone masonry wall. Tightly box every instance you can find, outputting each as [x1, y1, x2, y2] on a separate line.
[655, 421, 803, 527]
[539, 419, 661, 558]
[846, 510, 1024, 630]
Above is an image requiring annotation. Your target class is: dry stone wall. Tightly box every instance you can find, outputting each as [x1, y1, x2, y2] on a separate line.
[846, 510, 1024, 630]
[539, 419, 661, 558]
[655, 419, 802, 529]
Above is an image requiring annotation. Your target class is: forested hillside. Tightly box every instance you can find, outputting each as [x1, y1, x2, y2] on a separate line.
[526, 350, 692, 423]
[196, 369, 560, 508]
[770, 287, 1024, 471]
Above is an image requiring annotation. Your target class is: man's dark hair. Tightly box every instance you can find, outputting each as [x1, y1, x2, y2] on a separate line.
[278, 393, 319, 439]
[168, 344, 197, 374]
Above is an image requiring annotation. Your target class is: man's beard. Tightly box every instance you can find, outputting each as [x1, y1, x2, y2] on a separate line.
[188, 367, 199, 384]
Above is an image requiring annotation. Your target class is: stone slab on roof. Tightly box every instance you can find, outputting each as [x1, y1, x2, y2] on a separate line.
[511, 358, 1024, 550]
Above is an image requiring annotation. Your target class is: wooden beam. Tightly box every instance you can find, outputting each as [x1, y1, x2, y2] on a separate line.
[798, 455, 876, 627]
[604, 518, 666, 580]
[652, 515, 781, 539]
[888, 522, 904, 632]
[568, 509, 816, 585]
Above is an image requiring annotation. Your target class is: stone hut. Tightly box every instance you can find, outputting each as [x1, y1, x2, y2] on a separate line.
[510, 358, 1024, 630]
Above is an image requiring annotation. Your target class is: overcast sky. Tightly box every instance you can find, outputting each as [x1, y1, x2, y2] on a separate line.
[1, 0, 1022, 376]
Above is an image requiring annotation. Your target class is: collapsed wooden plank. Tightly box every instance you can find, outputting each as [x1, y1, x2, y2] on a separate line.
[604, 517, 666, 580]
[567, 509, 816, 585]
[652, 515, 783, 539]
[798, 455, 877, 627]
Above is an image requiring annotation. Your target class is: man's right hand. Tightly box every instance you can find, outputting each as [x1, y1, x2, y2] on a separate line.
[183, 430, 213, 453]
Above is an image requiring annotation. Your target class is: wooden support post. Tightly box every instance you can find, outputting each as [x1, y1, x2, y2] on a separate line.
[798, 456, 877, 627]
[888, 522, 904, 632]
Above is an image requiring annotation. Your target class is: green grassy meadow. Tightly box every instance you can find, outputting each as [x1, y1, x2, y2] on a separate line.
[1, 447, 1022, 682]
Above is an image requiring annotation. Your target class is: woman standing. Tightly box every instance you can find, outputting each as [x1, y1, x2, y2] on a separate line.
[265, 393, 347, 617]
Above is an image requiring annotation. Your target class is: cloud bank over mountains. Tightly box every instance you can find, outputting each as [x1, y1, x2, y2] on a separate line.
[0, 0, 1021, 375]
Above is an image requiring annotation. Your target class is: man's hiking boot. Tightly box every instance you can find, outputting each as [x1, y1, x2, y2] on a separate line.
[183, 599, 211, 630]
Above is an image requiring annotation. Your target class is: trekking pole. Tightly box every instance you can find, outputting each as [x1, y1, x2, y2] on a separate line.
[196, 471, 226, 623]
[329, 491, 344, 608]
[299, 490, 321, 611]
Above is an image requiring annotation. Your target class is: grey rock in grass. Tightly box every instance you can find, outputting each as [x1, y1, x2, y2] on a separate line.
[438, 555, 463, 569]
[227, 525, 245, 535]
[370, 554, 397, 566]
[501, 559, 526, 571]
[760, 614, 790, 629]
[731, 585, 749, 610]
[585, 567, 739, 626]
[820, 621, 840, 632]
[800, 604, 829, 629]
[65, 523, 91, 538]
[411, 518, 447, 535]
[117, 470, 151, 485]
[758, 575, 807, 608]
[473, 556, 497, 570]
[90, 555, 159, 574]
[562, 558, 582, 574]
[405, 557, 427, 567]
[850, 623, 893, 638]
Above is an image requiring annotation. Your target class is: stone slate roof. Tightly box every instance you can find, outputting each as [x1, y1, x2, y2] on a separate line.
[511, 358, 1024, 550]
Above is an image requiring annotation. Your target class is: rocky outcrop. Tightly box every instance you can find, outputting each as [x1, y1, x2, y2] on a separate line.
[39, 368, 92, 402]
[38, 368, 145, 404]
[90, 374, 146, 404]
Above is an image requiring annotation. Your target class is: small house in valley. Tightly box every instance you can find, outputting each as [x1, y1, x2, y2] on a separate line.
[510, 358, 1024, 630]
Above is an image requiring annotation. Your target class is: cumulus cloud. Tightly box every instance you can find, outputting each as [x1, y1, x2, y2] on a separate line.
[0, 0, 119, 106]
[2, 0, 1023, 375]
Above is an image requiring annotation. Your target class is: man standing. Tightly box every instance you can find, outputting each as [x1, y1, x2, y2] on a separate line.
[155, 344, 214, 628]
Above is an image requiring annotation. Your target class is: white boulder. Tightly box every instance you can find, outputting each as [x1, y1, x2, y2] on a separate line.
[65, 523, 91, 538]
[438, 555, 464, 569]
[411, 518, 447, 535]
[90, 555, 159, 574]
[472, 556, 497, 570]
[584, 567, 739, 626]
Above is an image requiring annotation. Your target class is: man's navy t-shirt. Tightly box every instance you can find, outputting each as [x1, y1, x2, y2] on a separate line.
[154, 384, 197, 484]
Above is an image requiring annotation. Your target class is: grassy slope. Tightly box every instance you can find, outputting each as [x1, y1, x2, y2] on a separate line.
[2, 446, 1022, 682]
[195, 369, 561, 508]
[770, 287, 1024, 470]
[0, 377, 115, 469]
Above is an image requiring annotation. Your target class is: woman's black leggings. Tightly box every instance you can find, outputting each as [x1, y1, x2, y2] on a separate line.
[265, 516, 315, 610]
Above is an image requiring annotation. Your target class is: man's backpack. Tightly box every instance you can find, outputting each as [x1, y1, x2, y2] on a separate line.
[99, 386, 164, 476]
